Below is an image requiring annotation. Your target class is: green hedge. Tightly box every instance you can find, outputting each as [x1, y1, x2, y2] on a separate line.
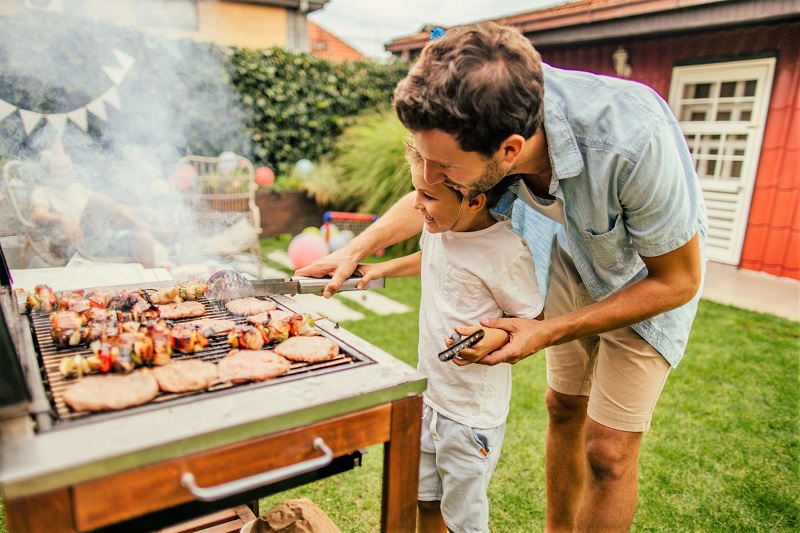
[228, 48, 408, 177]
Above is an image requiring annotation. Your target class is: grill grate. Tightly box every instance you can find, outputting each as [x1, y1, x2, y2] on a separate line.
[28, 295, 374, 425]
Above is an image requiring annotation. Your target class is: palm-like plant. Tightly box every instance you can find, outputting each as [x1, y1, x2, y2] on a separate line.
[302, 109, 419, 254]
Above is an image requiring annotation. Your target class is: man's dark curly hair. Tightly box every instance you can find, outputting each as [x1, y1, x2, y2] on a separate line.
[394, 21, 545, 159]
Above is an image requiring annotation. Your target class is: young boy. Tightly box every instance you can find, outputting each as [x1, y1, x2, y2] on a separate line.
[356, 143, 544, 533]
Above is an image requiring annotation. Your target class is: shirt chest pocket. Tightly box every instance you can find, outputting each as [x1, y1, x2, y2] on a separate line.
[442, 265, 486, 313]
[579, 213, 637, 269]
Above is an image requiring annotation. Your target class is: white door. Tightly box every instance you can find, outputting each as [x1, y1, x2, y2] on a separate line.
[668, 58, 776, 264]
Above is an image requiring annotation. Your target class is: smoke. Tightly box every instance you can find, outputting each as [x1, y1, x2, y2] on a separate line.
[0, 6, 257, 275]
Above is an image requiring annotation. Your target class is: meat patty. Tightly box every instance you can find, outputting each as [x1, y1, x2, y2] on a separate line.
[245, 309, 292, 325]
[217, 349, 291, 383]
[187, 318, 236, 337]
[63, 372, 159, 412]
[157, 300, 205, 320]
[273, 336, 339, 363]
[224, 297, 277, 316]
[153, 359, 218, 393]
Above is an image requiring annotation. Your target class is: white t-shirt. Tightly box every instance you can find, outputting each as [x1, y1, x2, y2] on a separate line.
[30, 182, 92, 222]
[418, 216, 544, 428]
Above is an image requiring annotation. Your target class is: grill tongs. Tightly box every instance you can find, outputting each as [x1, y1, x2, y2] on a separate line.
[204, 270, 384, 300]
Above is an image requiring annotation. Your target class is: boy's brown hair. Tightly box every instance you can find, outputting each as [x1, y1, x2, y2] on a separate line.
[394, 21, 545, 159]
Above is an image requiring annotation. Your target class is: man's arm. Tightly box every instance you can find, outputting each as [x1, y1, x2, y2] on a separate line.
[31, 204, 83, 244]
[295, 192, 423, 297]
[468, 233, 703, 366]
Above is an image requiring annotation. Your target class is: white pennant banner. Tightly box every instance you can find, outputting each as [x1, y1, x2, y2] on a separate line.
[0, 48, 134, 140]
[67, 108, 88, 132]
[102, 86, 121, 110]
[46, 113, 68, 135]
[113, 48, 135, 73]
[86, 97, 108, 121]
[18, 109, 43, 135]
[0, 100, 16, 122]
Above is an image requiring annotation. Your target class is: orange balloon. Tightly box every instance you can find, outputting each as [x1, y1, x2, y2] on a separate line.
[255, 166, 275, 187]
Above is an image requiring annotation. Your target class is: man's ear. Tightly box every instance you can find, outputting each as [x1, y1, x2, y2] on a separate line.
[499, 134, 525, 163]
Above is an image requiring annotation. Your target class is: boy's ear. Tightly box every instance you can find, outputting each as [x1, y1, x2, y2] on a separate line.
[465, 193, 487, 213]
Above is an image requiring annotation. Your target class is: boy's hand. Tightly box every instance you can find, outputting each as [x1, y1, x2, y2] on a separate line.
[444, 325, 509, 364]
[354, 263, 384, 290]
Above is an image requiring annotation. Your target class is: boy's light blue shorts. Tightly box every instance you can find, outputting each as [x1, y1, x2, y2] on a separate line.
[418, 404, 507, 533]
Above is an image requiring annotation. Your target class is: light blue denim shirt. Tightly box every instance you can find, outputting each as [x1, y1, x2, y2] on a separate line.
[502, 64, 708, 367]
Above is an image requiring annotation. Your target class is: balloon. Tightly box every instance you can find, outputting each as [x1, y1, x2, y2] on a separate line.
[287, 233, 329, 270]
[149, 179, 170, 196]
[218, 151, 238, 174]
[254, 166, 275, 187]
[319, 223, 339, 240]
[176, 164, 197, 177]
[328, 231, 353, 252]
[171, 164, 196, 191]
[294, 158, 314, 177]
[301, 226, 321, 235]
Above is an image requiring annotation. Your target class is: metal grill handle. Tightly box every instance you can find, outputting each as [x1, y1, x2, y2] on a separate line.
[180, 437, 334, 501]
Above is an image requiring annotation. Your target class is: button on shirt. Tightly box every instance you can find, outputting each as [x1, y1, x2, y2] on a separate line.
[507, 64, 708, 367]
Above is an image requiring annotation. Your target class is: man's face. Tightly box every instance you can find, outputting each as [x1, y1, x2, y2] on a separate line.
[411, 129, 507, 197]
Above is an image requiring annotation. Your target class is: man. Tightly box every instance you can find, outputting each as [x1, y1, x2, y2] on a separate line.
[31, 148, 170, 268]
[297, 21, 707, 531]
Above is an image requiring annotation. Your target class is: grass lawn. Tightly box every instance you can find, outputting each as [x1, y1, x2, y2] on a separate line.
[1, 242, 797, 532]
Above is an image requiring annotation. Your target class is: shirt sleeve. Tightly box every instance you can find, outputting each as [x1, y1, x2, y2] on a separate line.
[30, 186, 48, 209]
[489, 247, 545, 320]
[621, 119, 703, 257]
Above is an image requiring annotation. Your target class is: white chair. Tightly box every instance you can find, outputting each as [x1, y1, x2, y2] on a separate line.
[173, 154, 263, 272]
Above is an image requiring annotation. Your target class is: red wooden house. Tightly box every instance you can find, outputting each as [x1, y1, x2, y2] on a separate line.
[387, 0, 800, 281]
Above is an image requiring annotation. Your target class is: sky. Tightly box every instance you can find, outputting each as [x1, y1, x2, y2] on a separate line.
[308, 0, 575, 60]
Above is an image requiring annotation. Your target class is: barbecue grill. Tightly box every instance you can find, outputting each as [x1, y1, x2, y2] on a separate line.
[0, 244, 426, 532]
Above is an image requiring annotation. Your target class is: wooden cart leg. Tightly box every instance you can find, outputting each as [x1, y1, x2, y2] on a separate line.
[5, 488, 74, 532]
[381, 394, 423, 533]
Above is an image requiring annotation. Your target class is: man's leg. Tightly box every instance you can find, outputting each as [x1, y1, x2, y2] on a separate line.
[544, 388, 588, 533]
[576, 420, 642, 531]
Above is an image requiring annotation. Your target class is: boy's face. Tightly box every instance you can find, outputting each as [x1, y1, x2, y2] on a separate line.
[411, 164, 463, 234]
[411, 128, 507, 198]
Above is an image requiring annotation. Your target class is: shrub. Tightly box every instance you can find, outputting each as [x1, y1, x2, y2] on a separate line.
[302, 110, 419, 255]
[228, 48, 408, 180]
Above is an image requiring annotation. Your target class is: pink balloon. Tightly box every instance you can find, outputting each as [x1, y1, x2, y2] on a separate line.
[255, 166, 275, 187]
[287, 233, 330, 270]
[171, 164, 197, 191]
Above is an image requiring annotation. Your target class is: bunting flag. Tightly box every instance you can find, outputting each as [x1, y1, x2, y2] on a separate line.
[0, 47, 134, 139]
[46, 113, 68, 136]
[18, 109, 43, 135]
[67, 108, 88, 133]
[0, 100, 15, 122]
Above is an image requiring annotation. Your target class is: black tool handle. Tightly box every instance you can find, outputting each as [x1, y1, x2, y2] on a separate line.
[438, 329, 485, 362]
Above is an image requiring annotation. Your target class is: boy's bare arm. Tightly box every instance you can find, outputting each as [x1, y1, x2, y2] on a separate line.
[356, 252, 422, 289]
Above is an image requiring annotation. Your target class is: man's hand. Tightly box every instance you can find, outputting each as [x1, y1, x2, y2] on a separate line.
[60, 217, 83, 245]
[446, 325, 510, 365]
[295, 247, 361, 298]
[449, 317, 548, 366]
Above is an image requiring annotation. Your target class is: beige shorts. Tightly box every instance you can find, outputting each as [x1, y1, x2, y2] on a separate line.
[545, 242, 671, 433]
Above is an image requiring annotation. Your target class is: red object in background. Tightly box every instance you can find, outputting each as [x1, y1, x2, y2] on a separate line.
[287, 232, 329, 270]
[171, 164, 197, 192]
[255, 166, 275, 187]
